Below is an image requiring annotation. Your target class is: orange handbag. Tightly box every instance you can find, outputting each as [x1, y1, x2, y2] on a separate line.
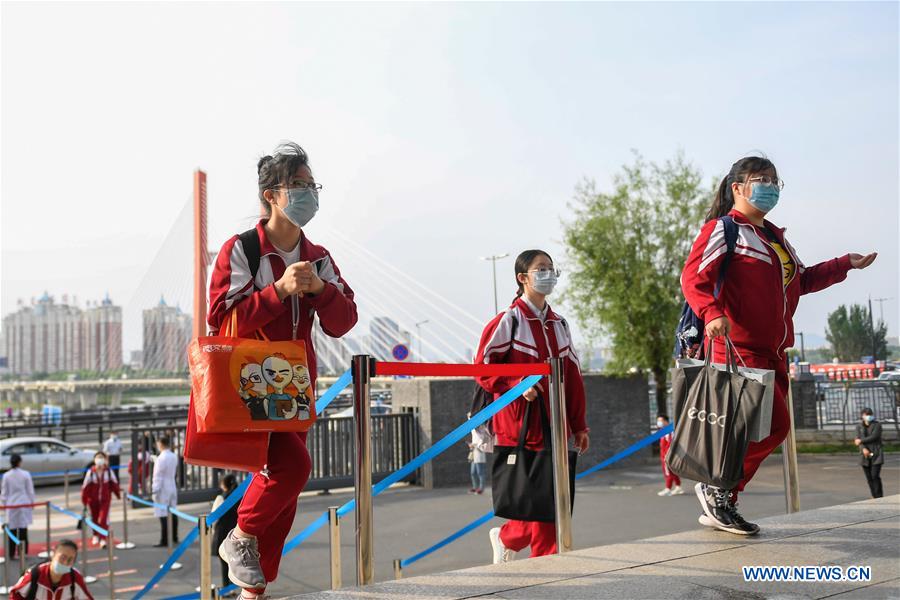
[188, 310, 318, 433]
[183, 391, 269, 472]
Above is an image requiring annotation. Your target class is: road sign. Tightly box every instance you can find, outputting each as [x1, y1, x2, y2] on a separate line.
[392, 344, 410, 361]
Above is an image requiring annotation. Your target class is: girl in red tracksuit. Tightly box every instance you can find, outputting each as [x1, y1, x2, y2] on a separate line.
[681, 155, 876, 536]
[475, 249, 589, 562]
[656, 414, 682, 496]
[208, 142, 357, 597]
[80, 452, 120, 548]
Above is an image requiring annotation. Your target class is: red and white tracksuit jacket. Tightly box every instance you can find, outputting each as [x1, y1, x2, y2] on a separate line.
[474, 297, 588, 557]
[659, 432, 680, 488]
[207, 219, 357, 584]
[681, 209, 853, 494]
[80, 467, 120, 540]
[9, 563, 93, 600]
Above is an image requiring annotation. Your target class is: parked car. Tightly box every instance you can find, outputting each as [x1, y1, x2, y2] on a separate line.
[0, 437, 97, 485]
[876, 371, 900, 381]
[332, 401, 392, 419]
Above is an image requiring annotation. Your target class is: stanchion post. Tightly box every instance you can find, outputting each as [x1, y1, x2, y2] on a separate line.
[352, 355, 375, 586]
[44, 502, 51, 558]
[328, 506, 341, 590]
[199, 515, 212, 600]
[393, 559, 402, 580]
[782, 358, 801, 514]
[547, 356, 573, 554]
[80, 514, 89, 581]
[2, 538, 8, 594]
[106, 526, 115, 600]
[64, 471, 70, 509]
[116, 494, 135, 549]
[17, 540, 25, 574]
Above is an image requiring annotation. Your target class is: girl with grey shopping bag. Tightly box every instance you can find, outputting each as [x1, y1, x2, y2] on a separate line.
[680, 155, 876, 535]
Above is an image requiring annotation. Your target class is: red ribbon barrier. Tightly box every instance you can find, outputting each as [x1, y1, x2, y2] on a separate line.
[374, 362, 550, 377]
[0, 501, 49, 510]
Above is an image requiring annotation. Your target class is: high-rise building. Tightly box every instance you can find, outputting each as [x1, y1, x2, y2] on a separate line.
[142, 296, 192, 373]
[2, 293, 123, 376]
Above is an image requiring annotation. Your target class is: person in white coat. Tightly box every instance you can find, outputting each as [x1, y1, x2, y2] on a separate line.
[1, 453, 36, 559]
[152, 436, 179, 547]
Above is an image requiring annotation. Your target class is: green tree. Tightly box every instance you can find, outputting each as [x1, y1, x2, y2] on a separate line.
[563, 151, 709, 413]
[825, 304, 888, 361]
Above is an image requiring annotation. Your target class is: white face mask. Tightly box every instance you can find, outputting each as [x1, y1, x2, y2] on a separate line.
[95, 458, 106, 467]
[52, 560, 72, 575]
[657, 420, 665, 428]
[531, 270, 558, 295]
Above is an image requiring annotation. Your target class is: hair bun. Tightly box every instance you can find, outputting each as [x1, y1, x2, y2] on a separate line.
[257, 155, 273, 175]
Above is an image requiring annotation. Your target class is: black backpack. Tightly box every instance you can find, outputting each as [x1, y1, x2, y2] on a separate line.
[673, 216, 738, 358]
[470, 314, 519, 431]
[237, 228, 322, 284]
[25, 564, 76, 600]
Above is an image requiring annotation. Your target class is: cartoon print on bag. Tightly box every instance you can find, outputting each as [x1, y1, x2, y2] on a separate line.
[239, 362, 269, 420]
[288, 364, 312, 421]
[262, 353, 297, 420]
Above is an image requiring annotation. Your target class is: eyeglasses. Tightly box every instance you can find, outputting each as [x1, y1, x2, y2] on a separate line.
[745, 175, 785, 191]
[523, 268, 562, 277]
[276, 181, 323, 192]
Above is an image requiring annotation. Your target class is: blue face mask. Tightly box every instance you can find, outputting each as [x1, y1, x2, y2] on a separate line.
[52, 561, 71, 575]
[281, 187, 319, 228]
[747, 182, 780, 213]
[863, 415, 874, 424]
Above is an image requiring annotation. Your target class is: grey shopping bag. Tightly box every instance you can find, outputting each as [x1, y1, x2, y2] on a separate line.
[666, 339, 767, 489]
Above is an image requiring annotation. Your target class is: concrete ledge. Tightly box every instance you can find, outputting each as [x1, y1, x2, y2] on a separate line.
[293, 495, 900, 600]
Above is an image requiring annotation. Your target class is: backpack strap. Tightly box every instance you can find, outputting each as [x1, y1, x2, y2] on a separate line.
[24, 565, 41, 600]
[238, 228, 262, 283]
[713, 215, 739, 299]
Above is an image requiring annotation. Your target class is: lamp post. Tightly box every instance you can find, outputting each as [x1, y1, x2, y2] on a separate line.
[480, 253, 509, 315]
[414, 320, 429, 361]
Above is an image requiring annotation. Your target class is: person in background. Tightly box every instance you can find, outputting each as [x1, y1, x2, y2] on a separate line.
[102, 431, 122, 482]
[855, 407, 883, 499]
[9, 539, 93, 599]
[1, 453, 35, 559]
[211, 475, 241, 597]
[656, 414, 683, 496]
[467, 417, 493, 495]
[152, 436, 179, 547]
[81, 451, 120, 549]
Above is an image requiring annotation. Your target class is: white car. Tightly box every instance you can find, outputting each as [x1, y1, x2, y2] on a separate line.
[876, 372, 900, 381]
[331, 401, 392, 419]
[0, 437, 98, 485]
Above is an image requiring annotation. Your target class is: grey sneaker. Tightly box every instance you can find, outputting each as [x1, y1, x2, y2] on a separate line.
[218, 530, 266, 589]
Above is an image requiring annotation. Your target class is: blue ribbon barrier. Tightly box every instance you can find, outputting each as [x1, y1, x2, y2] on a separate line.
[132, 527, 201, 600]
[399, 424, 675, 568]
[148, 372, 351, 600]
[48, 502, 110, 537]
[29, 464, 123, 480]
[3, 524, 22, 546]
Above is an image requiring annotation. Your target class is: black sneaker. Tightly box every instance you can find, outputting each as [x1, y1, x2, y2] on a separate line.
[724, 499, 759, 535]
[695, 483, 758, 536]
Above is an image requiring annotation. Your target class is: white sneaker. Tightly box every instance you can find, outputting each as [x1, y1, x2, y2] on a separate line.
[671, 486, 685, 495]
[657, 488, 672, 496]
[489, 527, 515, 564]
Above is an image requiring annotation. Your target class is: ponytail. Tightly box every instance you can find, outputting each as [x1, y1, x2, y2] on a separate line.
[705, 155, 778, 222]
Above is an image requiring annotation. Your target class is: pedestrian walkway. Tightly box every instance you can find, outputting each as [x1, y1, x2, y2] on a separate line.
[296, 494, 900, 599]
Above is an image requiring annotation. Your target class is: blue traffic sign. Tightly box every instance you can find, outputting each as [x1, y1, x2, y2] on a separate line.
[392, 344, 410, 361]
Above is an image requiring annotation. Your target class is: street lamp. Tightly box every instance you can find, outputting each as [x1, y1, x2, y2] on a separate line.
[415, 320, 430, 361]
[480, 253, 509, 315]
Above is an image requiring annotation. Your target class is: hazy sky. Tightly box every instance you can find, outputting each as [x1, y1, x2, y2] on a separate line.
[2, 1, 898, 359]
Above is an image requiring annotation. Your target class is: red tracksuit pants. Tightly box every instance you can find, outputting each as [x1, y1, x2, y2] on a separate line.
[500, 520, 557, 558]
[87, 501, 112, 541]
[727, 353, 791, 498]
[661, 458, 681, 488]
[237, 431, 312, 585]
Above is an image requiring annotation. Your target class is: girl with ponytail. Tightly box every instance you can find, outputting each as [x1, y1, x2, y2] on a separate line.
[681, 155, 876, 536]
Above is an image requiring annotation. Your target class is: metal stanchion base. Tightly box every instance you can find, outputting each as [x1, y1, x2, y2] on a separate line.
[84, 575, 98, 584]
[162, 561, 183, 571]
[115, 542, 136, 549]
[0, 586, 10, 594]
[37, 551, 51, 558]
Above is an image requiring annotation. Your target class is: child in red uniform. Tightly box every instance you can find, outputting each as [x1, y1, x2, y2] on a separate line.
[210, 143, 357, 598]
[9, 539, 93, 599]
[80, 452, 120, 548]
[681, 155, 876, 535]
[475, 249, 589, 563]
[656, 414, 683, 496]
